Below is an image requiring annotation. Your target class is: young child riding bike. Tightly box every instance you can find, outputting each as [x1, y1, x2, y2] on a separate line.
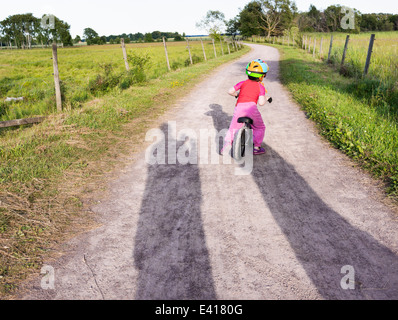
[223, 59, 272, 155]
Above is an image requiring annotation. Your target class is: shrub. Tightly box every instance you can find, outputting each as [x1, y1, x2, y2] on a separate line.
[127, 51, 152, 83]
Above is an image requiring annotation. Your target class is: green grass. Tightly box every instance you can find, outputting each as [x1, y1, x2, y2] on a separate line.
[0, 40, 237, 121]
[267, 41, 398, 199]
[0, 43, 250, 298]
[299, 31, 398, 86]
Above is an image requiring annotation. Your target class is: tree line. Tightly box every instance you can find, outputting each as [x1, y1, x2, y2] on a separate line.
[0, 13, 73, 48]
[0, 13, 186, 48]
[82, 29, 185, 45]
[200, 0, 398, 39]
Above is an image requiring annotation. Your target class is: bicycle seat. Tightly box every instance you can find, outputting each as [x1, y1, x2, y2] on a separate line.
[238, 117, 253, 125]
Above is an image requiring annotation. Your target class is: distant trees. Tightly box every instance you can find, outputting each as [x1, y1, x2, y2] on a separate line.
[237, 0, 297, 37]
[0, 13, 73, 48]
[360, 13, 397, 31]
[258, 0, 297, 38]
[234, 1, 397, 37]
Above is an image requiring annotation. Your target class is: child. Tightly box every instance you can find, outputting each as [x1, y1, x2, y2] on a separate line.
[223, 59, 272, 155]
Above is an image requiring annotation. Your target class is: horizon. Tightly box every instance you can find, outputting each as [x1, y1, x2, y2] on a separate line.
[1, 0, 397, 38]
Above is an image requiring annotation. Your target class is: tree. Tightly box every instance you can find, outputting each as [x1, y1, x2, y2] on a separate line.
[238, 1, 265, 37]
[0, 13, 73, 48]
[258, 0, 297, 38]
[196, 10, 226, 40]
[144, 33, 153, 42]
[225, 17, 240, 39]
[84, 27, 99, 45]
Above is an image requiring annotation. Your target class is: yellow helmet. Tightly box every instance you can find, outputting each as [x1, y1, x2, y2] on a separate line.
[246, 59, 269, 79]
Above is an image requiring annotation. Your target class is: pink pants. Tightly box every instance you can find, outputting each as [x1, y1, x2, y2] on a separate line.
[224, 102, 266, 148]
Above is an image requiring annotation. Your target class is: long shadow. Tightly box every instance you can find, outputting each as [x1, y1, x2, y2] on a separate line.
[207, 104, 398, 299]
[133, 123, 217, 300]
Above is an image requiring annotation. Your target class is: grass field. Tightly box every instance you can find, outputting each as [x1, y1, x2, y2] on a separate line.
[301, 31, 398, 86]
[256, 33, 398, 201]
[0, 41, 249, 298]
[0, 40, 238, 122]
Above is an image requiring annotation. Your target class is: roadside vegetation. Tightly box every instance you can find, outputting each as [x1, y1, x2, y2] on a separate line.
[265, 38, 398, 201]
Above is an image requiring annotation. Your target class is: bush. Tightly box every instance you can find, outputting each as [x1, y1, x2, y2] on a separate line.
[184, 54, 202, 67]
[87, 63, 120, 94]
[127, 51, 152, 83]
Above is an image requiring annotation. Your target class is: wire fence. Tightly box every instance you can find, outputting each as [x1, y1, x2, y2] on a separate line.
[249, 33, 398, 86]
[0, 37, 245, 124]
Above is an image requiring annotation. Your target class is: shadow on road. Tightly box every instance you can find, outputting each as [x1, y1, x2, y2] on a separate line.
[207, 103, 398, 299]
[133, 123, 217, 300]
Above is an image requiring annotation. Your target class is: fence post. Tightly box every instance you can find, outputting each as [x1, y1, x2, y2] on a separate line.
[200, 38, 207, 61]
[313, 38, 316, 58]
[163, 37, 171, 71]
[341, 35, 350, 68]
[319, 37, 323, 59]
[212, 39, 217, 58]
[308, 37, 311, 53]
[364, 34, 376, 76]
[327, 35, 334, 63]
[304, 36, 307, 51]
[227, 42, 230, 54]
[52, 43, 62, 112]
[121, 38, 130, 71]
[186, 38, 193, 65]
[219, 38, 224, 55]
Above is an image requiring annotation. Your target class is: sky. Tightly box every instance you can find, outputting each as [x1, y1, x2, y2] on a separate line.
[1, 0, 397, 38]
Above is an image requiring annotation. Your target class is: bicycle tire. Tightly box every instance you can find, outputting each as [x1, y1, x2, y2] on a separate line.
[233, 126, 251, 160]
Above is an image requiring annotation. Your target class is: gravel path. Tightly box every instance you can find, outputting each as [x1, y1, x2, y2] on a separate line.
[21, 44, 398, 300]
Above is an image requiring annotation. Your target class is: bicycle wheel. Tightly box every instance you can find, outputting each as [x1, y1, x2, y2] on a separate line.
[233, 126, 250, 161]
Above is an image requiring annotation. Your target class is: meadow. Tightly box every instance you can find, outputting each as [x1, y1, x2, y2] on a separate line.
[253, 31, 398, 199]
[0, 40, 238, 121]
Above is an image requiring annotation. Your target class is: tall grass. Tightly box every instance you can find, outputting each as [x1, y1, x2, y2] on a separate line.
[262, 34, 398, 198]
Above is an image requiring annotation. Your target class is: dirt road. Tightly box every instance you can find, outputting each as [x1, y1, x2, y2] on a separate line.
[21, 44, 398, 300]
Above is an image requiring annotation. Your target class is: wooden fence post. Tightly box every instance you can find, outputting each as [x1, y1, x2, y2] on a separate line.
[364, 34, 376, 76]
[162, 37, 171, 71]
[308, 37, 311, 53]
[319, 37, 323, 59]
[227, 42, 231, 54]
[313, 38, 316, 58]
[327, 35, 334, 63]
[304, 36, 307, 51]
[220, 38, 224, 55]
[186, 38, 193, 65]
[341, 35, 350, 68]
[121, 38, 130, 71]
[212, 39, 217, 58]
[200, 38, 207, 61]
[52, 43, 62, 112]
